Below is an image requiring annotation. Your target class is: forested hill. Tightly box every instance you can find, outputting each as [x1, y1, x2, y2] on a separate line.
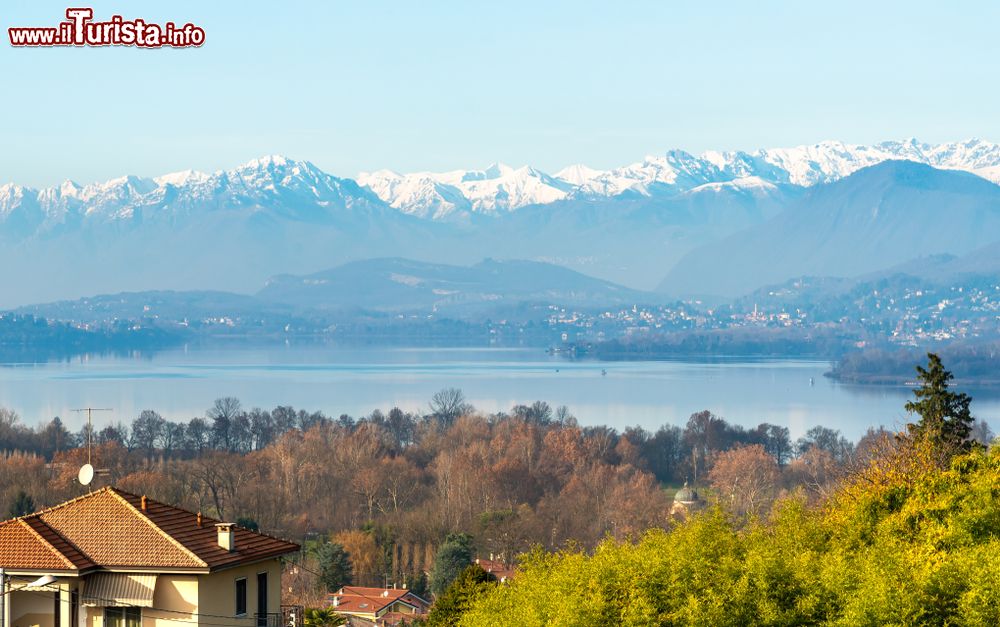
[441, 357, 998, 625]
[457, 445, 1000, 625]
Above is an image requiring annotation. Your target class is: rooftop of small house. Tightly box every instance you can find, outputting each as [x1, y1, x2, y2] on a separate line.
[474, 557, 516, 582]
[0, 486, 299, 574]
[328, 586, 430, 616]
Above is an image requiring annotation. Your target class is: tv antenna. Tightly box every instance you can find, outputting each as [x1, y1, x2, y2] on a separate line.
[71, 408, 112, 486]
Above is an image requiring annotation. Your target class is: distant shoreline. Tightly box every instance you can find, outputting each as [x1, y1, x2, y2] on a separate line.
[825, 372, 1000, 388]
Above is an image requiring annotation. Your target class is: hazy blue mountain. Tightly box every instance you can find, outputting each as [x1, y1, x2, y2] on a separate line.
[475, 178, 802, 289]
[360, 138, 1000, 217]
[5, 142, 1000, 309]
[915, 241, 1000, 279]
[658, 161, 1000, 298]
[0, 156, 802, 307]
[0, 157, 465, 307]
[13, 257, 657, 333]
[257, 257, 654, 313]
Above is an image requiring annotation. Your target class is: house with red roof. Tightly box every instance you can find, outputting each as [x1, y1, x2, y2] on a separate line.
[327, 586, 429, 626]
[0, 487, 299, 627]
[473, 557, 515, 583]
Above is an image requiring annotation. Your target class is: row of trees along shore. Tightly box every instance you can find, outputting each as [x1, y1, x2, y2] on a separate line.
[0, 355, 995, 622]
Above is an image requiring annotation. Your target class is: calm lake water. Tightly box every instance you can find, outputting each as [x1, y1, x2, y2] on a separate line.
[1, 346, 997, 440]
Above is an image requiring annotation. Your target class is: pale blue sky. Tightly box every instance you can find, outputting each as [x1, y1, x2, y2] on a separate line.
[2, 0, 999, 187]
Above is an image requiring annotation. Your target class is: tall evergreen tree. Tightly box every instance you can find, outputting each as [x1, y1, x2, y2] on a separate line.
[316, 542, 353, 592]
[427, 564, 497, 626]
[8, 490, 35, 518]
[429, 533, 474, 596]
[905, 353, 974, 454]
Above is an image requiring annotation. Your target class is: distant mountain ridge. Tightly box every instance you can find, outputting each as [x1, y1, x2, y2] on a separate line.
[3, 142, 1000, 308]
[0, 155, 387, 236]
[258, 257, 651, 312]
[358, 138, 1000, 219]
[18, 258, 654, 323]
[3, 139, 1000, 228]
[658, 161, 1000, 297]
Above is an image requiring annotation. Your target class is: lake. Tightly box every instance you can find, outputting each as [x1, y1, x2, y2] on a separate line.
[0, 345, 997, 440]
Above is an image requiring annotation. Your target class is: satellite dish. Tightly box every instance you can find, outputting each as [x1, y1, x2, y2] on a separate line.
[78, 463, 95, 486]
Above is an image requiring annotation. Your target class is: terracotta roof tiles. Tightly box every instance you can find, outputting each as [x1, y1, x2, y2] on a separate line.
[329, 587, 429, 617]
[39, 489, 203, 569]
[0, 487, 299, 573]
[0, 519, 76, 571]
[21, 516, 96, 570]
[115, 490, 299, 569]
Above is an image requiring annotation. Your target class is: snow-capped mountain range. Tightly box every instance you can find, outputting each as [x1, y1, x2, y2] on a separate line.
[4, 138, 1000, 308]
[358, 138, 1000, 218]
[3, 139, 1000, 228]
[0, 155, 385, 234]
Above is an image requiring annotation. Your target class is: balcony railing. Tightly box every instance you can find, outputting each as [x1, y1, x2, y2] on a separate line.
[255, 613, 283, 627]
[280, 606, 304, 627]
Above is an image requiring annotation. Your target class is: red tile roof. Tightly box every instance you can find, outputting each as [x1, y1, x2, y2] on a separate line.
[329, 587, 429, 617]
[0, 487, 298, 573]
[0, 519, 80, 571]
[114, 489, 299, 570]
[21, 517, 96, 570]
[475, 557, 516, 582]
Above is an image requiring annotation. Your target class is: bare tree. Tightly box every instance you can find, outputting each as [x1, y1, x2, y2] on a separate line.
[709, 444, 780, 519]
[131, 410, 166, 456]
[429, 388, 472, 426]
[207, 397, 242, 451]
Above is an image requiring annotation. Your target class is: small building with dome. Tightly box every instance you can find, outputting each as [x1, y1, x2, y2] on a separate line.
[670, 481, 705, 517]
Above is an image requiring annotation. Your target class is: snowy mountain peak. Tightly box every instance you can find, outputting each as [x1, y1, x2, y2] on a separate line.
[154, 169, 209, 187]
[555, 164, 604, 186]
[0, 155, 386, 230]
[58, 180, 82, 196]
[459, 162, 514, 182]
[240, 154, 293, 169]
[3, 139, 1000, 230]
[357, 138, 1000, 216]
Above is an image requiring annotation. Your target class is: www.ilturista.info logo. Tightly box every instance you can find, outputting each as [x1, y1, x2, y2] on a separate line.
[9, 8, 205, 48]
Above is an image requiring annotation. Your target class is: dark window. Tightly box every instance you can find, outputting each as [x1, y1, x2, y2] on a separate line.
[256, 572, 268, 627]
[235, 578, 248, 616]
[53, 590, 60, 627]
[104, 608, 141, 627]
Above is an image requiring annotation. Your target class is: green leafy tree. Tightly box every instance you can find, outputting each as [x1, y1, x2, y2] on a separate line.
[429, 533, 474, 596]
[427, 564, 497, 626]
[302, 608, 346, 627]
[316, 542, 353, 592]
[7, 490, 34, 518]
[905, 353, 974, 455]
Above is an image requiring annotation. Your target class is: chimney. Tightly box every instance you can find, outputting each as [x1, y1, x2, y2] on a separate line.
[140, 495, 147, 511]
[216, 523, 235, 551]
[381, 590, 389, 598]
[197, 512, 203, 527]
[331, 597, 339, 608]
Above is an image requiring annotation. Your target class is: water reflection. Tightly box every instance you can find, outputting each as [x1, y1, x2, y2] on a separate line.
[0, 346, 995, 441]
